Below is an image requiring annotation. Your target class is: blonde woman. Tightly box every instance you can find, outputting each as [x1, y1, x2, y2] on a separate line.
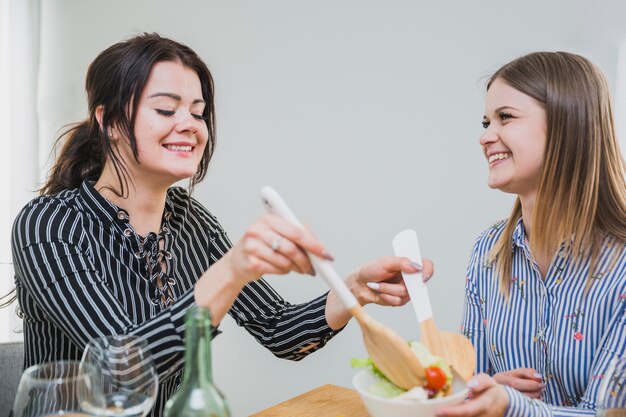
[439, 52, 626, 417]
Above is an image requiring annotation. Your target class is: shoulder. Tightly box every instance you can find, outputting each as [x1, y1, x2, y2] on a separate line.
[470, 219, 508, 257]
[167, 187, 226, 234]
[465, 219, 508, 286]
[12, 189, 86, 245]
[14, 189, 83, 224]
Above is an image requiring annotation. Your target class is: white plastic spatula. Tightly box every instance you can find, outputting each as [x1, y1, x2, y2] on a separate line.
[392, 229, 476, 382]
[260, 186, 425, 390]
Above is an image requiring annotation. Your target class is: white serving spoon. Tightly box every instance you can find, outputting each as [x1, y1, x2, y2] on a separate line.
[392, 229, 475, 381]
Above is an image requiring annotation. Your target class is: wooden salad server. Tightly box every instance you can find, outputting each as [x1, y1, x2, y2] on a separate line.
[392, 229, 476, 381]
[260, 186, 425, 390]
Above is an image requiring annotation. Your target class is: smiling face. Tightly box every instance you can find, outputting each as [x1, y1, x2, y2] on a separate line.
[115, 60, 209, 188]
[480, 78, 547, 201]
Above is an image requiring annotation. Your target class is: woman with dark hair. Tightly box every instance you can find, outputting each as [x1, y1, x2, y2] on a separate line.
[438, 52, 626, 416]
[11, 33, 430, 416]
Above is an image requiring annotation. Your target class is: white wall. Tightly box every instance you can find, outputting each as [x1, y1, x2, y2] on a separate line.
[11, 0, 626, 415]
[0, 0, 40, 344]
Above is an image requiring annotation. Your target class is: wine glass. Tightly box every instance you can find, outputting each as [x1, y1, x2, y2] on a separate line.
[13, 360, 90, 417]
[79, 335, 158, 417]
[597, 356, 626, 417]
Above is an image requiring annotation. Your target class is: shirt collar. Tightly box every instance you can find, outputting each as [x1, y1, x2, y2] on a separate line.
[79, 178, 177, 227]
[79, 177, 126, 227]
[512, 217, 528, 249]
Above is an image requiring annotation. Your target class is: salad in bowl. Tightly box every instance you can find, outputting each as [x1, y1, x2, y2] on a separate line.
[352, 341, 453, 400]
[351, 341, 468, 417]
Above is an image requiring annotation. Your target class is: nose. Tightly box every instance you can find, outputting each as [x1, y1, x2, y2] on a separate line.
[479, 125, 498, 147]
[175, 111, 200, 134]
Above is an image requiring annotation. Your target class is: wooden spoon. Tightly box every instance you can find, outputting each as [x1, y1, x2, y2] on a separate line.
[392, 229, 476, 381]
[260, 186, 425, 390]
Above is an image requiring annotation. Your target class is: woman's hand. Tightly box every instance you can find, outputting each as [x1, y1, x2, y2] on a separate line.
[493, 368, 544, 400]
[195, 214, 333, 323]
[346, 256, 434, 307]
[437, 374, 509, 417]
[224, 213, 333, 286]
[325, 256, 434, 329]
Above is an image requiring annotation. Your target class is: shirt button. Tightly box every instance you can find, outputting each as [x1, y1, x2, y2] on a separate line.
[116, 210, 128, 221]
[164, 211, 172, 220]
[123, 228, 133, 237]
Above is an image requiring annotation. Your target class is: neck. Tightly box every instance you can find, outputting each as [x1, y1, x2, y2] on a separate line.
[95, 164, 169, 237]
[519, 191, 551, 277]
[519, 192, 536, 240]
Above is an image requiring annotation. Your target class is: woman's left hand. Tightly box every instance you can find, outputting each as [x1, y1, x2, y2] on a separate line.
[324, 256, 433, 329]
[347, 256, 434, 307]
[436, 374, 509, 417]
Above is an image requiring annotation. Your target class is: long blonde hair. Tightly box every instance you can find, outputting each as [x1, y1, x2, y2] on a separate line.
[486, 52, 626, 297]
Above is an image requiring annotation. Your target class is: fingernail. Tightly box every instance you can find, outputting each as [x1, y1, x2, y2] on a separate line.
[467, 379, 479, 389]
[322, 250, 335, 261]
[367, 282, 380, 291]
[539, 383, 546, 389]
[409, 260, 422, 270]
[309, 268, 316, 276]
[534, 373, 542, 379]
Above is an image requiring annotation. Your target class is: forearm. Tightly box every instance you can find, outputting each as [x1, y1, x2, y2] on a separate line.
[325, 289, 352, 330]
[324, 269, 364, 330]
[193, 252, 246, 326]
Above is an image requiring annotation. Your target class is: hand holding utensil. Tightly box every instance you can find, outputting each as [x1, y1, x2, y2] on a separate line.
[260, 186, 425, 390]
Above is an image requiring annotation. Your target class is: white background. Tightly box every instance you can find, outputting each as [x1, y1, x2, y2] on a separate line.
[2, 1, 626, 415]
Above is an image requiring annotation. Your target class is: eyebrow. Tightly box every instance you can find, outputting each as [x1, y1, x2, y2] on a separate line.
[148, 92, 205, 104]
[483, 105, 519, 119]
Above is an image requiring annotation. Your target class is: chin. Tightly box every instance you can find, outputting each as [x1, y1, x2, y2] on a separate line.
[487, 179, 514, 194]
[171, 168, 198, 179]
[487, 178, 503, 190]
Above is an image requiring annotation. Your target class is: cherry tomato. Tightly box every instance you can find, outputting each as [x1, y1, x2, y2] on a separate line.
[424, 366, 447, 391]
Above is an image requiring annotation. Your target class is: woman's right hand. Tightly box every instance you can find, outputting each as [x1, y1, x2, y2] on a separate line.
[224, 213, 334, 286]
[493, 368, 545, 399]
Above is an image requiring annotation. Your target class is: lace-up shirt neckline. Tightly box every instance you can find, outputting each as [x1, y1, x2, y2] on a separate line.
[114, 205, 175, 307]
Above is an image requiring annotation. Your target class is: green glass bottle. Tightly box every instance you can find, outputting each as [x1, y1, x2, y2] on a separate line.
[163, 306, 231, 417]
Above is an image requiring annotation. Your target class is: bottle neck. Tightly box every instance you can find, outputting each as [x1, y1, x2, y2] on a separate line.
[182, 306, 213, 385]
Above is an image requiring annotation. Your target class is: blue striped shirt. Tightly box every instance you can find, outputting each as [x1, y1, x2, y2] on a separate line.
[462, 218, 626, 416]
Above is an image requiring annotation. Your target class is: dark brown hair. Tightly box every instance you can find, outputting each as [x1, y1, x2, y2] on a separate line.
[41, 32, 216, 196]
[486, 52, 626, 297]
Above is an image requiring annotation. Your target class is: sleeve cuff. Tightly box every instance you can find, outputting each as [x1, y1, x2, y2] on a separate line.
[503, 386, 551, 417]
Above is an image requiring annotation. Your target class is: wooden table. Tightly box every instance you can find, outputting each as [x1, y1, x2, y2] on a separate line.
[250, 384, 370, 417]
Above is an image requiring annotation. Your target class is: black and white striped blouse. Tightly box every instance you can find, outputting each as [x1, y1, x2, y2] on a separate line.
[12, 179, 341, 416]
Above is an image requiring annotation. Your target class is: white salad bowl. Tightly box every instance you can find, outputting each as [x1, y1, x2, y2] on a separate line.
[352, 369, 469, 417]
